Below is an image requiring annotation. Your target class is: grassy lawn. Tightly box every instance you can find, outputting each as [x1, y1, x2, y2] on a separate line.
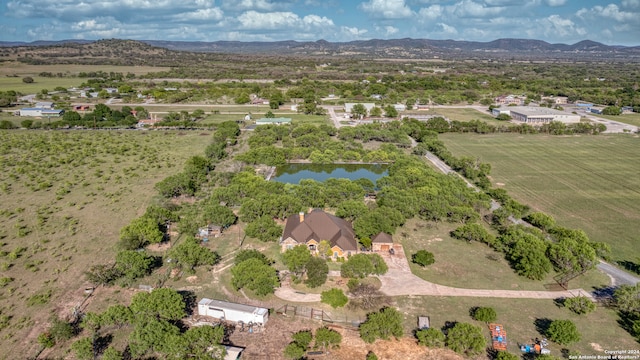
[405, 107, 512, 126]
[595, 113, 640, 127]
[398, 219, 609, 291]
[0, 130, 212, 357]
[438, 133, 640, 263]
[0, 76, 85, 93]
[396, 295, 637, 356]
[0, 62, 169, 77]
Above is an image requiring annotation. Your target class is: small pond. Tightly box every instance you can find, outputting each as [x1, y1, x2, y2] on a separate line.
[271, 163, 389, 185]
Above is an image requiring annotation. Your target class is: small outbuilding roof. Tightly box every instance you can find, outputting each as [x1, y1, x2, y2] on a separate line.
[199, 298, 268, 316]
[372, 232, 393, 244]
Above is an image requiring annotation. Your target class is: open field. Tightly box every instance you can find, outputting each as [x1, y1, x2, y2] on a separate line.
[396, 295, 637, 356]
[0, 130, 212, 358]
[0, 62, 170, 77]
[0, 76, 85, 93]
[408, 107, 512, 125]
[594, 113, 640, 128]
[439, 133, 640, 263]
[398, 219, 610, 291]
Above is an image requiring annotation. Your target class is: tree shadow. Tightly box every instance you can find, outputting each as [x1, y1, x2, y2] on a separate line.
[178, 290, 197, 316]
[553, 297, 566, 308]
[591, 285, 617, 306]
[442, 321, 458, 335]
[618, 260, 640, 275]
[94, 333, 114, 355]
[534, 318, 552, 337]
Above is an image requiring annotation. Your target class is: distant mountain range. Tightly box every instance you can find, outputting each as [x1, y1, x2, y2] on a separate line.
[2, 38, 639, 60]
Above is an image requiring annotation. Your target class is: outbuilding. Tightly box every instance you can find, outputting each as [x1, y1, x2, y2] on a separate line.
[371, 232, 394, 252]
[198, 298, 269, 326]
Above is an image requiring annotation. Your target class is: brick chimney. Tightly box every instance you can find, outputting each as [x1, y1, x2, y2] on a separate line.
[299, 212, 305, 222]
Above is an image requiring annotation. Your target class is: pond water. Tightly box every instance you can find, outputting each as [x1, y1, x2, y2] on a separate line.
[271, 163, 389, 185]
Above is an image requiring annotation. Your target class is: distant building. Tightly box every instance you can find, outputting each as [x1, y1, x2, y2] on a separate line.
[622, 106, 634, 114]
[494, 95, 525, 106]
[19, 108, 64, 117]
[541, 96, 568, 105]
[255, 117, 291, 125]
[506, 106, 580, 124]
[34, 101, 54, 109]
[393, 103, 407, 112]
[344, 103, 376, 114]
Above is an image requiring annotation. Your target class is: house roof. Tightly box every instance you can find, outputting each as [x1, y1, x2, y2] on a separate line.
[198, 298, 268, 316]
[372, 232, 393, 244]
[282, 209, 357, 251]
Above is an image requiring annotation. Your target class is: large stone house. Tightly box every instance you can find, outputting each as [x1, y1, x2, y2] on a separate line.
[280, 210, 358, 259]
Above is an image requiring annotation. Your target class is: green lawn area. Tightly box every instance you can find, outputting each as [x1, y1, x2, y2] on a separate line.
[406, 107, 513, 126]
[0, 76, 84, 93]
[438, 133, 640, 263]
[396, 295, 637, 356]
[595, 113, 640, 127]
[398, 219, 609, 291]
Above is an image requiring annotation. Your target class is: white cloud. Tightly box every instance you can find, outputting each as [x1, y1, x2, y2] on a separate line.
[622, 0, 640, 9]
[577, 4, 639, 23]
[360, 0, 414, 19]
[544, 0, 567, 6]
[418, 5, 443, 21]
[539, 14, 586, 38]
[450, 0, 505, 17]
[340, 26, 368, 37]
[176, 8, 224, 21]
[237, 11, 301, 29]
[302, 14, 335, 28]
[221, 0, 278, 11]
[376, 25, 399, 36]
[437, 22, 458, 35]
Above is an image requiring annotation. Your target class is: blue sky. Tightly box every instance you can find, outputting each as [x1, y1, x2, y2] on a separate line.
[2, 0, 639, 45]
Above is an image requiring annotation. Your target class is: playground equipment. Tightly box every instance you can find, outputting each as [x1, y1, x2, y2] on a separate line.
[489, 323, 507, 351]
[520, 338, 550, 355]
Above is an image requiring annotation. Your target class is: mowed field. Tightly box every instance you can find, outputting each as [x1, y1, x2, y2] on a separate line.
[0, 130, 211, 358]
[439, 133, 640, 263]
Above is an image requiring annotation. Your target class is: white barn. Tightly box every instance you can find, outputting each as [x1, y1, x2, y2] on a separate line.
[198, 299, 269, 326]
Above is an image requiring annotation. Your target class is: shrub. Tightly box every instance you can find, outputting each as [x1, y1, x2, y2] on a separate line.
[22, 76, 34, 84]
[416, 327, 445, 347]
[321, 288, 348, 308]
[412, 250, 435, 267]
[564, 296, 596, 315]
[546, 319, 581, 345]
[471, 306, 497, 322]
[446, 322, 485, 355]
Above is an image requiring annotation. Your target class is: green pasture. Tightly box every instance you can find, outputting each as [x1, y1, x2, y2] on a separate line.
[0, 63, 169, 77]
[398, 219, 609, 291]
[0, 130, 212, 357]
[439, 133, 640, 263]
[396, 295, 637, 356]
[408, 107, 512, 125]
[595, 113, 640, 127]
[0, 76, 84, 93]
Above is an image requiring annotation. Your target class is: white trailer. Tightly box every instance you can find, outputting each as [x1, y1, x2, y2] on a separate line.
[198, 298, 269, 326]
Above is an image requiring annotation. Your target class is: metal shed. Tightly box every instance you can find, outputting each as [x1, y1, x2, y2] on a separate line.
[198, 298, 269, 326]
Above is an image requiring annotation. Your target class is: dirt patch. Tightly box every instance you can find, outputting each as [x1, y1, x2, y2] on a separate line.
[590, 343, 603, 352]
[147, 242, 172, 252]
[186, 276, 199, 284]
[229, 316, 465, 360]
[427, 237, 443, 244]
[496, 182, 505, 186]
